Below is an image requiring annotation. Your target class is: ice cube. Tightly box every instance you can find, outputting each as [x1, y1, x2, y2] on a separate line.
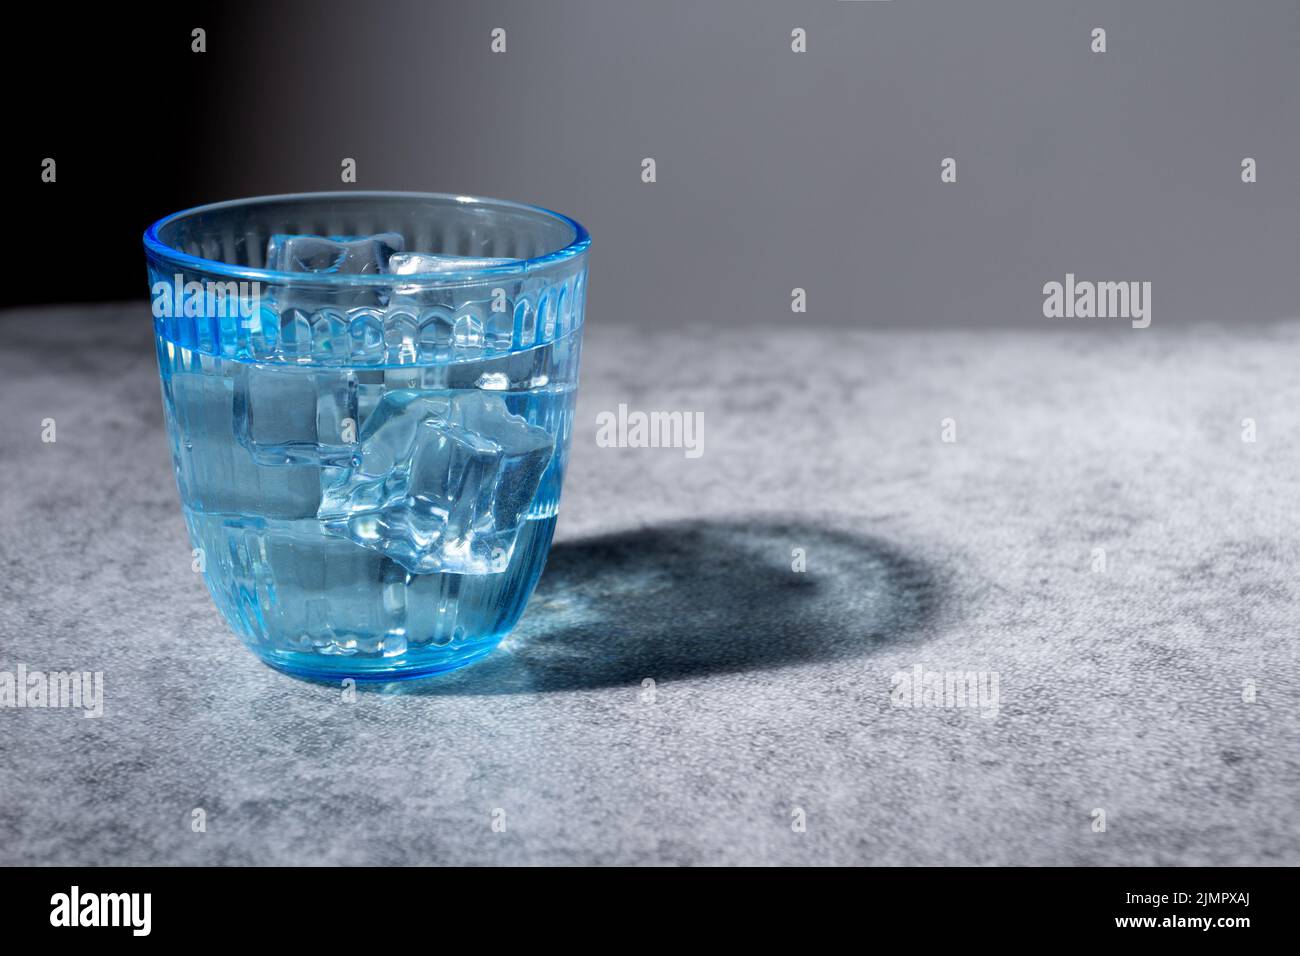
[171, 370, 322, 519]
[387, 252, 519, 307]
[233, 365, 317, 464]
[388, 252, 519, 279]
[266, 233, 405, 275]
[317, 389, 554, 575]
[385, 253, 523, 358]
[268, 233, 405, 314]
[233, 365, 357, 466]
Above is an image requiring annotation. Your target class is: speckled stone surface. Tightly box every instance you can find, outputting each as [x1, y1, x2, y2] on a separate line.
[1, 304, 1297, 865]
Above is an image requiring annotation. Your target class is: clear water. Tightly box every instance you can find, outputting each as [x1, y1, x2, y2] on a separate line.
[156, 328, 580, 680]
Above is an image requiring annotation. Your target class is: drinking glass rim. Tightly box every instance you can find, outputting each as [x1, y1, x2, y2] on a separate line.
[143, 190, 591, 286]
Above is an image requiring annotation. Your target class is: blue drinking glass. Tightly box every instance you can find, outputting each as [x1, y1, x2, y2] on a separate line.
[143, 192, 590, 680]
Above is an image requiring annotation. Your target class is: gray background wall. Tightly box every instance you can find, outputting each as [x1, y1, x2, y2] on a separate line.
[194, 0, 1300, 329]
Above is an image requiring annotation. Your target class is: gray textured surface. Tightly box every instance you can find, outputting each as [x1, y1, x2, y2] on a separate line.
[1, 303, 1298, 865]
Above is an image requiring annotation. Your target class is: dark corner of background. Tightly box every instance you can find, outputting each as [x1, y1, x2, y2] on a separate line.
[5, 3, 244, 306]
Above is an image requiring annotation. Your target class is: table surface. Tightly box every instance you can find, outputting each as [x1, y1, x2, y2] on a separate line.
[1, 304, 1297, 865]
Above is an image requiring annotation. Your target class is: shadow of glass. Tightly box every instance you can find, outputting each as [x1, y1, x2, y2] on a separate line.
[383, 518, 940, 696]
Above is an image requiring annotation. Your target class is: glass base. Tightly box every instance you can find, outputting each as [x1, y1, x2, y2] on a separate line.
[255, 640, 503, 682]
